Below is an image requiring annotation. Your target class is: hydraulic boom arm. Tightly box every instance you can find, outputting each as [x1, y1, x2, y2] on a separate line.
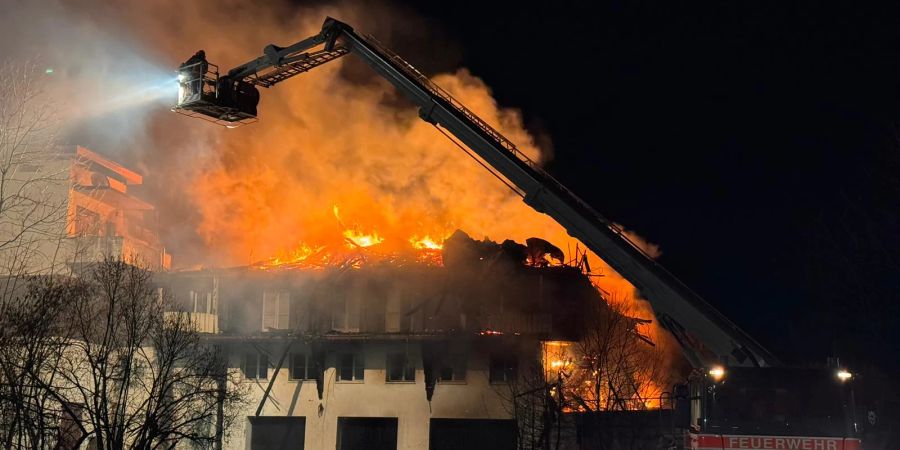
[174, 17, 780, 369]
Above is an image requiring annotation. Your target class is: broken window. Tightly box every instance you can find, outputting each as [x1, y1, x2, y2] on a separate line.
[489, 354, 518, 383]
[243, 352, 268, 380]
[438, 353, 467, 382]
[262, 290, 290, 331]
[290, 353, 314, 380]
[386, 352, 415, 382]
[337, 353, 364, 382]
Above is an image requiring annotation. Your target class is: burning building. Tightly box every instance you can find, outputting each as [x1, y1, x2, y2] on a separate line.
[65, 145, 171, 270]
[160, 231, 629, 450]
[0, 144, 171, 275]
[21, 145, 170, 273]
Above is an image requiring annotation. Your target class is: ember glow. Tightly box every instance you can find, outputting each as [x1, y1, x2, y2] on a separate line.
[410, 235, 444, 250]
[251, 205, 449, 270]
[333, 205, 385, 248]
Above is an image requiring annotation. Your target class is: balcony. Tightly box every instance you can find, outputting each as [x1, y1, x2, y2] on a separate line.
[163, 311, 219, 334]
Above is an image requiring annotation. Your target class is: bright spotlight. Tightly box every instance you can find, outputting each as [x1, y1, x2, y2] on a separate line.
[708, 366, 726, 382]
[178, 73, 187, 82]
[836, 369, 852, 382]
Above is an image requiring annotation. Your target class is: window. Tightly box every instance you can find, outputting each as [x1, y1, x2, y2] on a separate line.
[337, 417, 397, 450]
[333, 296, 361, 332]
[290, 353, 314, 380]
[429, 419, 517, 450]
[249, 417, 306, 450]
[438, 353, 467, 382]
[489, 354, 517, 383]
[243, 352, 268, 380]
[190, 290, 214, 314]
[387, 353, 415, 382]
[262, 291, 290, 331]
[337, 353, 364, 382]
[57, 403, 85, 450]
[385, 296, 412, 332]
[73, 206, 100, 235]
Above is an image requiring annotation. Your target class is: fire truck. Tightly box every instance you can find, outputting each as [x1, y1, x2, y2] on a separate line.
[173, 17, 863, 449]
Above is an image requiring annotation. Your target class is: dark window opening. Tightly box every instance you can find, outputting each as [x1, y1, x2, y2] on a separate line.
[57, 402, 84, 450]
[338, 353, 364, 382]
[337, 417, 397, 450]
[249, 416, 305, 450]
[290, 353, 314, 380]
[438, 353, 467, 382]
[243, 352, 268, 380]
[489, 354, 517, 383]
[430, 419, 517, 450]
[387, 352, 415, 382]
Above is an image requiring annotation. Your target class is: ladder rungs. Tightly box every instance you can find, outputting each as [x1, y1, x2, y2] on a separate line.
[248, 48, 349, 88]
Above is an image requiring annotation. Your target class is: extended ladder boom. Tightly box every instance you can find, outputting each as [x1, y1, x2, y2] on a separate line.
[175, 17, 780, 369]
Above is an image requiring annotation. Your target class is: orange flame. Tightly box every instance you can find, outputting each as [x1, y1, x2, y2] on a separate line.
[46, 1, 683, 403]
[410, 235, 444, 250]
[254, 243, 325, 270]
[343, 229, 384, 248]
[333, 205, 385, 248]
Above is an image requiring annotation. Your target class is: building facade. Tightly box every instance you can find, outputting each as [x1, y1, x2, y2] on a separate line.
[66, 145, 171, 271]
[162, 247, 598, 450]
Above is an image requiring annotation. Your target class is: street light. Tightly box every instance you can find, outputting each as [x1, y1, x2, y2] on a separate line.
[708, 366, 726, 382]
[836, 369, 852, 382]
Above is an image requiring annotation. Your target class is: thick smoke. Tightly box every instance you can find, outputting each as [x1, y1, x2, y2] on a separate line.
[0, 0, 664, 314]
[2, 0, 683, 385]
[0, 1, 176, 148]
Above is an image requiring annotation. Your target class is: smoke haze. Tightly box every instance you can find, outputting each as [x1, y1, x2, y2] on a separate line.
[0, 0, 666, 318]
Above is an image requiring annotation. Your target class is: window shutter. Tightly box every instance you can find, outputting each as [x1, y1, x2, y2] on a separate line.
[339, 354, 353, 381]
[258, 354, 268, 379]
[277, 292, 290, 329]
[353, 353, 364, 381]
[291, 353, 307, 380]
[262, 292, 277, 331]
[242, 353, 255, 378]
[404, 355, 414, 382]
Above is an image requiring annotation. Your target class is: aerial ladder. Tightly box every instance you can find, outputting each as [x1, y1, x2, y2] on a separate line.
[173, 17, 777, 371]
[174, 17, 870, 448]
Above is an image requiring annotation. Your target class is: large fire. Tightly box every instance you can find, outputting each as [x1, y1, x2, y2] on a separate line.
[42, 0, 683, 408]
[333, 205, 385, 248]
[410, 235, 444, 250]
[253, 204, 449, 270]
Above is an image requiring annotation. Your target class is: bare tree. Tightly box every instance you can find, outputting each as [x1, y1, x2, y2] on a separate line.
[496, 295, 674, 450]
[1, 261, 247, 450]
[51, 259, 246, 450]
[493, 348, 556, 450]
[0, 61, 243, 450]
[0, 277, 84, 450]
[0, 59, 81, 450]
[564, 296, 668, 413]
[0, 59, 71, 282]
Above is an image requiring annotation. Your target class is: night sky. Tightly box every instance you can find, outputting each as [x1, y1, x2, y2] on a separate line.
[389, 1, 900, 373]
